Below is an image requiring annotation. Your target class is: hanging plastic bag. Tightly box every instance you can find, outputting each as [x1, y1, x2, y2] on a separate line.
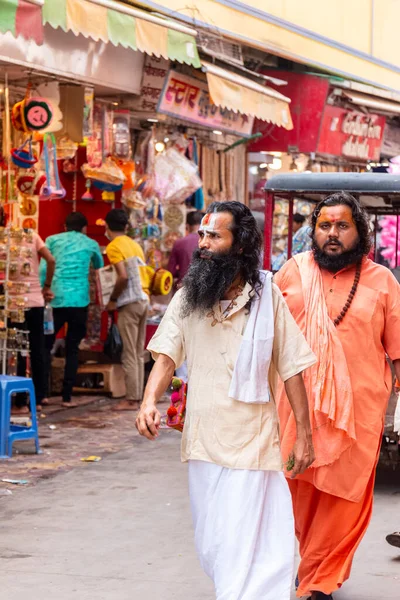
[154, 148, 202, 204]
[104, 316, 123, 362]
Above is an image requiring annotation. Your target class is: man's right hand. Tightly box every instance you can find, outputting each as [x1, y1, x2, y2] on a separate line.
[135, 404, 161, 440]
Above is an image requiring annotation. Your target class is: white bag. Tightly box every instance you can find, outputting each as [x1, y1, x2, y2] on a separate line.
[96, 256, 148, 308]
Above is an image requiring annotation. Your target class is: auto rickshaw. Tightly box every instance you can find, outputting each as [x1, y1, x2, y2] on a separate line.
[264, 172, 400, 469]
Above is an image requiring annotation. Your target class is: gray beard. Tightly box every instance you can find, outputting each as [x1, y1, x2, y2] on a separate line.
[180, 248, 242, 319]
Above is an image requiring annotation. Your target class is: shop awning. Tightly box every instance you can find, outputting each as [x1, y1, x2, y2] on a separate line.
[202, 62, 293, 130]
[42, 0, 200, 67]
[0, 0, 44, 44]
[337, 88, 400, 116]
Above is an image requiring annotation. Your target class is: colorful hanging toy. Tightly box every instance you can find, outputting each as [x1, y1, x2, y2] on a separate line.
[11, 138, 38, 169]
[16, 170, 46, 196]
[12, 85, 53, 133]
[166, 377, 187, 432]
[24, 97, 53, 131]
[82, 179, 94, 201]
[147, 267, 173, 296]
[379, 215, 400, 268]
[41, 132, 66, 199]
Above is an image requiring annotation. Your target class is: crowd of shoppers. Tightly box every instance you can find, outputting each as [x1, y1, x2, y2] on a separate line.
[5, 208, 150, 414]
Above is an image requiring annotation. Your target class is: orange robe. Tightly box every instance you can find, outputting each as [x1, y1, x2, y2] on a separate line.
[275, 255, 400, 596]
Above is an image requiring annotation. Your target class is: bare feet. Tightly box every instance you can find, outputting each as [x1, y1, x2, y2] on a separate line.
[11, 406, 30, 416]
[61, 401, 78, 408]
[42, 398, 50, 406]
[113, 399, 140, 411]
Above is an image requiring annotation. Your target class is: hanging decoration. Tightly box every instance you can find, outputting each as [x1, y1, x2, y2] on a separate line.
[11, 87, 54, 134]
[11, 138, 38, 169]
[24, 97, 53, 131]
[154, 148, 202, 205]
[379, 216, 400, 268]
[41, 133, 66, 199]
[16, 171, 46, 196]
[81, 179, 94, 202]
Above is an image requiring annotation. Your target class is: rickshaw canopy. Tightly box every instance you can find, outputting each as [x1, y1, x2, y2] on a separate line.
[263, 172, 400, 271]
[264, 172, 400, 209]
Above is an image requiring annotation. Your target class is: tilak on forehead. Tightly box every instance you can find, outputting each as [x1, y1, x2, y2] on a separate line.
[317, 205, 354, 223]
[199, 213, 218, 232]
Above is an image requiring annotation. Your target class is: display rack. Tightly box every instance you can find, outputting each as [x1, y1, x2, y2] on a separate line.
[0, 226, 31, 375]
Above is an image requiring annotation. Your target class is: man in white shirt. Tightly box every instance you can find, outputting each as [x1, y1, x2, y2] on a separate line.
[136, 202, 316, 600]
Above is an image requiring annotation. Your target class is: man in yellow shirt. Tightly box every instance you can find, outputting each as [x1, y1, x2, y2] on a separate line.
[105, 209, 150, 410]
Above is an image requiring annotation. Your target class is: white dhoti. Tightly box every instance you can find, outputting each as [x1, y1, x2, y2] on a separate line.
[188, 460, 294, 600]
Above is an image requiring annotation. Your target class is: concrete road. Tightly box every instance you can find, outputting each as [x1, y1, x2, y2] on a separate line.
[0, 430, 399, 600]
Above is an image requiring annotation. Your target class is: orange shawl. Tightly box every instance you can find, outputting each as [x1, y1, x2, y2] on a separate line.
[293, 252, 356, 467]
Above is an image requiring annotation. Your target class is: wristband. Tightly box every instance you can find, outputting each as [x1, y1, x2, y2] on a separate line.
[110, 296, 118, 302]
[43, 283, 51, 288]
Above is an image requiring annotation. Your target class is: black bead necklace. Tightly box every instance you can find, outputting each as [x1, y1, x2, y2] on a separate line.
[333, 262, 361, 327]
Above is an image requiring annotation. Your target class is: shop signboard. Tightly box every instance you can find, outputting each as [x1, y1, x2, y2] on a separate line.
[317, 105, 385, 161]
[131, 55, 169, 114]
[158, 70, 254, 137]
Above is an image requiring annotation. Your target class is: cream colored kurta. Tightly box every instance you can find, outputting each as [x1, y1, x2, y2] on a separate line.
[148, 282, 316, 471]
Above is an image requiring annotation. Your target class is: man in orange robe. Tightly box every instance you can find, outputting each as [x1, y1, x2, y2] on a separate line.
[275, 192, 400, 600]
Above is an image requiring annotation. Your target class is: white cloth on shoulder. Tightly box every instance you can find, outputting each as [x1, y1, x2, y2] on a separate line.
[229, 270, 274, 404]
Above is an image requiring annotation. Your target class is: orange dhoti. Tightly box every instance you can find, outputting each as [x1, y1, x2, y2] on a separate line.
[290, 472, 375, 597]
[274, 254, 400, 597]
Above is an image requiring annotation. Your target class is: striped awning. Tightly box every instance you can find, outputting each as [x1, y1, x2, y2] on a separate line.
[202, 62, 294, 130]
[42, 0, 200, 67]
[0, 0, 44, 44]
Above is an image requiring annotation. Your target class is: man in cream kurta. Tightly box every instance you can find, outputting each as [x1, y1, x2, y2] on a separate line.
[136, 202, 316, 600]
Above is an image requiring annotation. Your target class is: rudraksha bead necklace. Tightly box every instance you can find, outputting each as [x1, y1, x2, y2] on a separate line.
[333, 262, 361, 327]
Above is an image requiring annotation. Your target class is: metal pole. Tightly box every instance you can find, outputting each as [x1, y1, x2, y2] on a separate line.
[287, 196, 294, 260]
[264, 191, 274, 270]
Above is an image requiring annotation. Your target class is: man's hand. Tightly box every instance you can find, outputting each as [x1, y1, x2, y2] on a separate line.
[105, 300, 117, 313]
[287, 434, 315, 479]
[135, 403, 161, 440]
[42, 287, 54, 302]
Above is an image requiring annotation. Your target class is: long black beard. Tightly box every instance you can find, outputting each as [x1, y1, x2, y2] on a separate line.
[180, 248, 242, 318]
[312, 239, 366, 272]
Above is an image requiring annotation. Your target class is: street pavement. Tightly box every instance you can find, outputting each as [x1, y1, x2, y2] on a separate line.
[0, 427, 399, 599]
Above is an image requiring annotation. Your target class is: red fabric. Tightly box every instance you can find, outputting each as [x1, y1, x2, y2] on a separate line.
[15, 0, 44, 45]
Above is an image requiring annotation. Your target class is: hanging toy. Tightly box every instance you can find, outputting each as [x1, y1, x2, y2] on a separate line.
[11, 94, 29, 133]
[166, 377, 187, 432]
[20, 196, 38, 217]
[11, 138, 38, 169]
[41, 132, 66, 200]
[81, 179, 94, 201]
[147, 267, 173, 296]
[24, 97, 53, 131]
[17, 170, 46, 196]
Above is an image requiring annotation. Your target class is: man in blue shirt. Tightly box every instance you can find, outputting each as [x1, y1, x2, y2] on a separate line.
[40, 212, 103, 407]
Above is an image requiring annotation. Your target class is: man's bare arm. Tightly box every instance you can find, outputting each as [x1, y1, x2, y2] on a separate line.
[135, 354, 175, 440]
[284, 372, 315, 478]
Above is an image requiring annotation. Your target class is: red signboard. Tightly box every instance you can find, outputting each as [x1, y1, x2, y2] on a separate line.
[317, 105, 385, 161]
[249, 71, 329, 154]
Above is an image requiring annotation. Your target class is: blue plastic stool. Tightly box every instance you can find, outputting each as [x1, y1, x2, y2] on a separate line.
[0, 376, 41, 458]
